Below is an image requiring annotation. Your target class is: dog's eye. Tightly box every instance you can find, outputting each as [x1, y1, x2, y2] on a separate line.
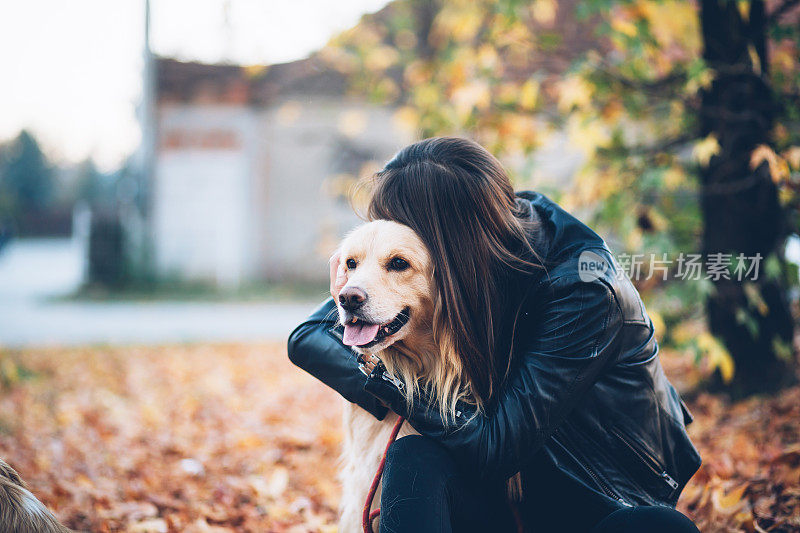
[388, 257, 409, 272]
[345, 258, 357, 270]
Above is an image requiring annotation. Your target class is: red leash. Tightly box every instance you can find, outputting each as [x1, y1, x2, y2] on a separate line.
[363, 415, 405, 533]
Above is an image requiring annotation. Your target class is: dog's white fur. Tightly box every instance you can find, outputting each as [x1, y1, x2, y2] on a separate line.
[339, 407, 418, 532]
[335, 221, 519, 532]
[336, 221, 432, 532]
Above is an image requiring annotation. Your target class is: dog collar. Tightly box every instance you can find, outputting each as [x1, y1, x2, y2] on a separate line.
[357, 353, 383, 377]
[358, 353, 405, 391]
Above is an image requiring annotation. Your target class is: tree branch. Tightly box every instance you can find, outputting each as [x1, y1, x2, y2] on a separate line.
[600, 70, 688, 92]
[596, 134, 694, 159]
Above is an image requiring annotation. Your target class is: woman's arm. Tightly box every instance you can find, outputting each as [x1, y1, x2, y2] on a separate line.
[363, 274, 625, 482]
[287, 298, 390, 420]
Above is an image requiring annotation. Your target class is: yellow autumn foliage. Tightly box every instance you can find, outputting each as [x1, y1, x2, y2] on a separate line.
[783, 146, 800, 170]
[697, 332, 735, 383]
[518, 79, 540, 111]
[693, 135, 721, 166]
[750, 144, 791, 183]
[434, 3, 484, 43]
[530, 0, 557, 25]
[640, 0, 701, 55]
[558, 76, 594, 113]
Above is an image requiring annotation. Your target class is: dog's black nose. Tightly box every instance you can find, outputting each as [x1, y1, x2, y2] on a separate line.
[339, 287, 367, 311]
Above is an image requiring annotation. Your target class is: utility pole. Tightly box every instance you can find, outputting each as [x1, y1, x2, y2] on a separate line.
[222, 0, 234, 63]
[139, 0, 155, 217]
[128, 0, 157, 280]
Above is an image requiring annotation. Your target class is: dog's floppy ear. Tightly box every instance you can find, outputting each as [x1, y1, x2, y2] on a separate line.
[0, 458, 74, 533]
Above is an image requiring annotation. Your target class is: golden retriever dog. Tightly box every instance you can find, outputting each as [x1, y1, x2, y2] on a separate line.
[0, 457, 73, 532]
[335, 220, 519, 532]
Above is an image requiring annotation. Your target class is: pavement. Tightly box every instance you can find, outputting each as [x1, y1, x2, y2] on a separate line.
[0, 239, 318, 347]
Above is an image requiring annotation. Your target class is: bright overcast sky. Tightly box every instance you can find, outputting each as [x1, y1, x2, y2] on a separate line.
[0, 0, 390, 170]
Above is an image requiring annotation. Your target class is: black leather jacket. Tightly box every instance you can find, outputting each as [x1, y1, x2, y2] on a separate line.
[287, 191, 701, 514]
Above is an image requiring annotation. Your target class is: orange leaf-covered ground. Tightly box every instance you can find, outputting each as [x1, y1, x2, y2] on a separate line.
[0, 343, 798, 532]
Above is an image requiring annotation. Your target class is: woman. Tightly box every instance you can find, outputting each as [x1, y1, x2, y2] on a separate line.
[288, 137, 701, 533]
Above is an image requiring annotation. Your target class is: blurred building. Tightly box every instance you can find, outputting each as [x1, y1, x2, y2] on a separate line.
[152, 56, 412, 287]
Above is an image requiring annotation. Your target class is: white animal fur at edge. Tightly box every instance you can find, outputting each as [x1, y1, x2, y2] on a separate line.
[0, 457, 73, 532]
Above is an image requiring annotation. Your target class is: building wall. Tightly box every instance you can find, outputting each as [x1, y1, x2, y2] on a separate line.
[255, 97, 412, 282]
[153, 98, 411, 286]
[153, 105, 258, 287]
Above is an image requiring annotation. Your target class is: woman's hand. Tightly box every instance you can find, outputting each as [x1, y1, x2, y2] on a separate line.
[329, 252, 348, 301]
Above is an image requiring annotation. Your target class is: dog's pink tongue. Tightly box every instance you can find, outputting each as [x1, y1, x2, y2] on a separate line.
[342, 322, 380, 346]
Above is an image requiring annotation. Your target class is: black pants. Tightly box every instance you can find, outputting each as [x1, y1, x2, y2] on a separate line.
[380, 435, 700, 533]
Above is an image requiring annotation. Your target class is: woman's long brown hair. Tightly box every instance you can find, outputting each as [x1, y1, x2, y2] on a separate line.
[365, 136, 540, 408]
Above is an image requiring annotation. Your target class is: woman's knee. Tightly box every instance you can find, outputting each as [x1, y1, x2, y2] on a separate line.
[380, 436, 458, 533]
[384, 435, 458, 484]
[592, 506, 699, 533]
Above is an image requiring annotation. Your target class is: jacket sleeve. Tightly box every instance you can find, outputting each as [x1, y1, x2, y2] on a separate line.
[287, 298, 390, 420]
[363, 274, 624, 482]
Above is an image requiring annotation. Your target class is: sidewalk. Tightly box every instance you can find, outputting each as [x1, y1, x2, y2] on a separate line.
[0, 239, 317, 347]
